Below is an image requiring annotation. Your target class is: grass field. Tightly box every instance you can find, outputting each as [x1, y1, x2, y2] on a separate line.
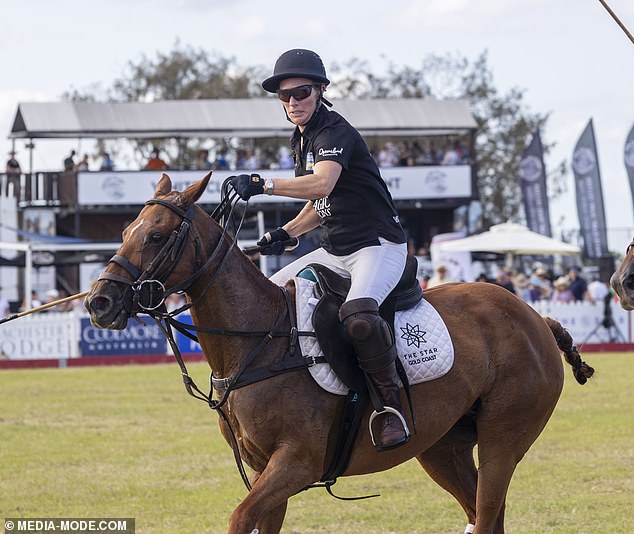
[1, 352, 633, 533]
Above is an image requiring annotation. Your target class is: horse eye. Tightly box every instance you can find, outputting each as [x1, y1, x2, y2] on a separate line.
[149, 233, 164, 244]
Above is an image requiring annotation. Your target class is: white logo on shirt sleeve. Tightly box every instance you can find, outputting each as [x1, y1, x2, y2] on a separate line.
[318, 147, 344, 157]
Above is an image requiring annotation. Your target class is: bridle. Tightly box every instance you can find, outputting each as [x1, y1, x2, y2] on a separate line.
[98, 199, 204, 314]
[98, 192, 241, 317]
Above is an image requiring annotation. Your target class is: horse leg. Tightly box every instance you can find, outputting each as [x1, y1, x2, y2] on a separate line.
[416, 414, 478, 529]
[472, 447, 514, 534]
[254, 501, 288, 533]
[228, 447, 317, 534]
[247, 472, 288, 533]
[473, 405, 547, 533]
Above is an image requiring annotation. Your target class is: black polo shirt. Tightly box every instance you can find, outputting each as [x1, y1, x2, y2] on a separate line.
[290, 105, 406, 256]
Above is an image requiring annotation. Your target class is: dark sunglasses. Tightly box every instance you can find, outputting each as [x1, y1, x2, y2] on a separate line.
[276, 84, 319, 103]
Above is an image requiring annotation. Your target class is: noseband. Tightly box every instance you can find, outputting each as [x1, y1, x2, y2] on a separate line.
[98, 199, 207, 315]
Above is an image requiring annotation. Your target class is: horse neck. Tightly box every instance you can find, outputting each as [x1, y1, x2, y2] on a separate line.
[187, 242, 287, 378]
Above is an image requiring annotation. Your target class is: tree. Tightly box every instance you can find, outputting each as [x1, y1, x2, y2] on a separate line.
[329, 52, 566, 227]
[63, 42, 269, 169]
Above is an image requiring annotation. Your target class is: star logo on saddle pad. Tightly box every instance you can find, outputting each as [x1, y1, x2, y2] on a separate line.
[400, 323, 427, 348]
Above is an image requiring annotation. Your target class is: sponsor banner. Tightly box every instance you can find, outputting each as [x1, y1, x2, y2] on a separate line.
[79, 317, 166, 356]
[519, 130, 552, 236]
[173, 314, 203, 354]
[572, 119, 609, 258]
[531, 300, 631, 343]
[624, 122, 634, 212]
[77, 166, 472, 205]
[0, 313, 73, 359]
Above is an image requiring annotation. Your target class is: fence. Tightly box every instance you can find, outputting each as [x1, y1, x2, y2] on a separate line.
[0, 301, 631, 364]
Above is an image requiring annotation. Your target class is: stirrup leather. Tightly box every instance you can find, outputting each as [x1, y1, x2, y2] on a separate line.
[368, 406, 411, 448]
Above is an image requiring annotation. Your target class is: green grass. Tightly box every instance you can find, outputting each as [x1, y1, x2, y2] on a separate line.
[1, 353, 633, 533]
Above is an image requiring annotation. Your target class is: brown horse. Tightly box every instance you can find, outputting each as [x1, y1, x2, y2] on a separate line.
[85, 173, 594, 534]
[611, 237, 634, 309]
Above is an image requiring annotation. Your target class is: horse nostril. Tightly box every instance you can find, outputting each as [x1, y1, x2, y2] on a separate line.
[90, 296, 112, 313]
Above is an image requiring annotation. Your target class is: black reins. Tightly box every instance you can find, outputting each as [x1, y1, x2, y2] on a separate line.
[97, 188, 303, 492]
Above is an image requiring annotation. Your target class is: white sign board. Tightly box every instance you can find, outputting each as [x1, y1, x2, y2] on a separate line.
[0, 313, 75, 359]
[78, 166, 471, 205]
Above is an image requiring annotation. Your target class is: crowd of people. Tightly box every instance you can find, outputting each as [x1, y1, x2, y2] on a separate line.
[421, 262, 611, 305]
[1, 137, 469, 178]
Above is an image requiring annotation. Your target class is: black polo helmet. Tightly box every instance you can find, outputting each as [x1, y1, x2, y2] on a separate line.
[262, 49, 330, 93]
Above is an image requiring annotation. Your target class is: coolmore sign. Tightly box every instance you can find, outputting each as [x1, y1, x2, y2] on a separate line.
[79, 317, 166, 356]
[77, 165, 472, 205]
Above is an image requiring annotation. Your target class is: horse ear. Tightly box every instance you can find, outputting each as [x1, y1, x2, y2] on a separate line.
[181, 171, 212, 206]
[154, 173, 172, 198]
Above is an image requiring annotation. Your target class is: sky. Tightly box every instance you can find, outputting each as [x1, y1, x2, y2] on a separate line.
[1, 0, 633, 252]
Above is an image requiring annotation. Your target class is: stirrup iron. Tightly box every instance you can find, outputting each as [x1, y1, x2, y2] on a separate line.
[368, 406, 411, 448]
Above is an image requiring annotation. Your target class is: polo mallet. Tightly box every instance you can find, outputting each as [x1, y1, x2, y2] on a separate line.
[598, 0, 634, 45]
[0, 290, 90, 326]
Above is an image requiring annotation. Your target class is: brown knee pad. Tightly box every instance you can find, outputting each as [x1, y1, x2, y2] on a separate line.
[339, 298, 396, 373]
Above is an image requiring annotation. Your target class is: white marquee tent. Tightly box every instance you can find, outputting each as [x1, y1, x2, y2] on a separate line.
[439, 222, 580, 266]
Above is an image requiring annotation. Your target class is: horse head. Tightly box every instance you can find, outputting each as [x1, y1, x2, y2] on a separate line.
[610, 238, 634, 310]
[85, 172, 214, 329]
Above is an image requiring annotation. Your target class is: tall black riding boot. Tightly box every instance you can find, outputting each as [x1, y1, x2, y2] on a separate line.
[339, 298, 410, 451]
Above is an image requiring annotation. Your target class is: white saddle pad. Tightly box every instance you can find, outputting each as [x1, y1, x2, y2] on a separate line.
[294, 277, 454, 395]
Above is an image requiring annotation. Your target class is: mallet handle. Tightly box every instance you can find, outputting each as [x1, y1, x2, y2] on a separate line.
[0, 290, 90, 326]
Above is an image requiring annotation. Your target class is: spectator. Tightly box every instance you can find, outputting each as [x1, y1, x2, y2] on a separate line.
[100, 153, 114, 171]
[441, 144, 460, 165]
[63, 150, 76, 171]
[421, 142, 440, 165]
[195, 149, 212, 170]
[475, 272, 490, 283]
[20, 290, 42, 311]
[378, 142, 399, 167]
[145, 148, 168, 170]
[531, 267, 552, 300]
[495, 270, 516, 294]
[427, 264, 454, 288]
[587, 275, 609, 303]
[214, 151, 230, 170]
[6, 150, 21, 177]
[5, 150, 21, 197]
[551, 276, 574, 303]
[513, 273, 532, 301]
[277, 146, 294, 169]
[567, 266, 588, 302]
[40, 289, 60, 313]
[76, 153, 90, 171]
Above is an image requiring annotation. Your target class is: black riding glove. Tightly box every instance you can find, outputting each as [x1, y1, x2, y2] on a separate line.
[229, 173, 264, 200]
[257, 227, 293, 255]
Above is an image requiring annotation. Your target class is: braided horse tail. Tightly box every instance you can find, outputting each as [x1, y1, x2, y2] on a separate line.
[544, 317, 595, 384]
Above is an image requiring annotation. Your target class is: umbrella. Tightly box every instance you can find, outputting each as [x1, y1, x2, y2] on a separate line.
[439, 222, 580, 266]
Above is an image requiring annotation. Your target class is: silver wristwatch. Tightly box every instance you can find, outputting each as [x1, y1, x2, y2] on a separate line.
[264, 178, 275, 195]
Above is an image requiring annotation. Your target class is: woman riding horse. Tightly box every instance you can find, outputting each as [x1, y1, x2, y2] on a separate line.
[229, 49, 409, 451]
